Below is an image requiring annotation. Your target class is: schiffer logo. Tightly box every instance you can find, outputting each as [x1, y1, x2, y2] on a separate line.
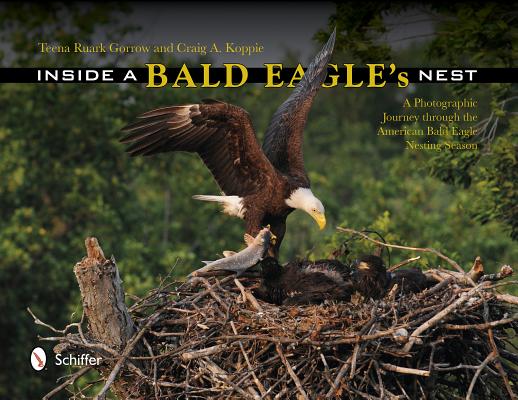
[31, 347, 46, 371]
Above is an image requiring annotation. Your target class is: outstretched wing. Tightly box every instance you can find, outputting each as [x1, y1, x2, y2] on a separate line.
[262, 29, 336, 182]
[121, 100, 277, 196]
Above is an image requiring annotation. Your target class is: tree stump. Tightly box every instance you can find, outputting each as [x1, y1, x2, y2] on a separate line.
[74, 237, 135, 351]
[72, 237, 138, 399]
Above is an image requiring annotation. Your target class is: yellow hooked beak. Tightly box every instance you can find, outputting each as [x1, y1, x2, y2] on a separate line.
[358, 262, 370, 270]
[311, 211, 326, 230]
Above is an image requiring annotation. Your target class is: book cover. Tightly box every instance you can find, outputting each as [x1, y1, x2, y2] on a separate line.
[0, 2, 516, 399]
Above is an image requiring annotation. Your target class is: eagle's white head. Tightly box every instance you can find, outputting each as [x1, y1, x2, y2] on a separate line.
[285, 188, 326, 230]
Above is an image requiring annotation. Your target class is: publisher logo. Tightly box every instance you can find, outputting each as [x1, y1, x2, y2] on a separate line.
[31, 347, 46, 371]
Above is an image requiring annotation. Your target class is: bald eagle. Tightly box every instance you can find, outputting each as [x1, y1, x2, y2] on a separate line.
[352, 255, 431, 299]
[120, 30, 336, 257]
[264, 256, 429, 305]
[254, 257, 353, 305]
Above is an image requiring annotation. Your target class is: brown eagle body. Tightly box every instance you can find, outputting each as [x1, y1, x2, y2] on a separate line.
[254, 258, 353, 305]
[121, 30, 336, 257]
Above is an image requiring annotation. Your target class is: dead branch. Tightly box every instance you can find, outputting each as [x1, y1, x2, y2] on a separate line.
[479, 265, 513, 282]
[180, 344, 229, 361]
[496, 293, 518, 305]
[380, 363, 430, 377]
[388, 256, 421, 272]
[234, 278, 263, 313]
[276, 344, 309, 400]
[488, 327, 517, 399]
[42, 366, 92, 400]
[403, 287, 477, 352]
[465, 352, 496, 400]
[95, 314, 160, 399]
[445, 314, 518, 330]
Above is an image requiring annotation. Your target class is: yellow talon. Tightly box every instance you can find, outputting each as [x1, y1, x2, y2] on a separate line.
[270, 232, 277, 245]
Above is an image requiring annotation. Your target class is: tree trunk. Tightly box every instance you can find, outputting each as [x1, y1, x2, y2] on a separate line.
[73, 237, 137, 399]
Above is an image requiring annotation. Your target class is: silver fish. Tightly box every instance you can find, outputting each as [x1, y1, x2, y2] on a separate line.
[189, 227, 275, 277]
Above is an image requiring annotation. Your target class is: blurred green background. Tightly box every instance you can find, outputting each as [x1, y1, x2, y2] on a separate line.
[0, 3, 515, 399]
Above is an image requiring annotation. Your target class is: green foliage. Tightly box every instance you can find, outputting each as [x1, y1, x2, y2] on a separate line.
[428, 3, 516, 68]
[321, 2, 518, 242]
[429, 141, 481, 187]
[315, 2, 402, 62]
[470, 130, 518, 238]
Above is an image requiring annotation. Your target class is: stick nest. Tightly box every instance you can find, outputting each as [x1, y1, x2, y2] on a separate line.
[114, 273, 517, 399]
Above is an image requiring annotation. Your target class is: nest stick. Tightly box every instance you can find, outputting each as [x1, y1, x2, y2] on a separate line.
[479, 265, 513, 282]
[380, 363, 430, 377]
[388, 256, 421, 272]
[181, 344, 228, 361]
[403, 288, 475, 352]
[466, 352, 496, 400]
[488, 328, 517, 400]
[234, 278, 263, 313]
[192, 277, 229, 314]
[94, 314, 158, 399]
[42, 366, 92, 400]
[230, 321, 270, 399]
[495, 293, 518, 305]
[421, 278, 454, 297]
[276, 344, 309, 400]
[445, 314, 518, 330]
[325, 355, 353, 398]
[142, 337, 159, 400]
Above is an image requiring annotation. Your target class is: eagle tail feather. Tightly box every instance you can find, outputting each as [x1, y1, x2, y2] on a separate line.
[192, 195, 245, 218]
